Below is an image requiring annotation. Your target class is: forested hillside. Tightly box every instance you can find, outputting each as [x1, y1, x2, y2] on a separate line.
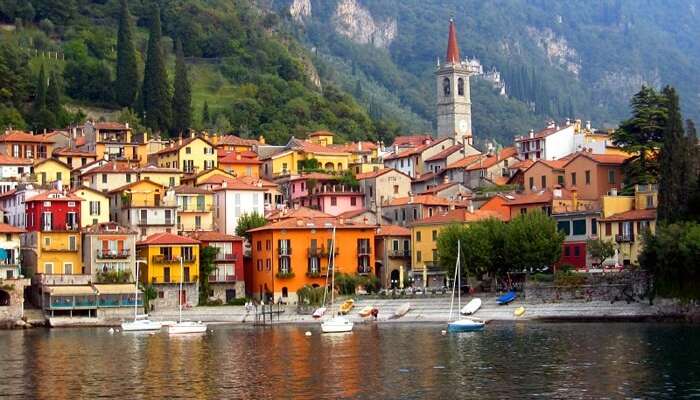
[278, 0, 700, 145]
[0, 0, 397, 144]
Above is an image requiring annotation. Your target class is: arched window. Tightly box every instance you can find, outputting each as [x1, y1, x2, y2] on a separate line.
[0, 290, 10, 306]
[443, 77, 451, 96]
[458, 78, 465, 96]
[337, 162, 342, 170]
[282, 287, 288, 298]
[324, 162, 334, 170]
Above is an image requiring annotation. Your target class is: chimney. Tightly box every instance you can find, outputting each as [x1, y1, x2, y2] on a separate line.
[585, 120, 591, 130]
[358, 141, 363, 152]
[259, 135, 266, 145]
[468, 200, 474, 213]
[529, 129, 535, 139]
[547, 120, 556, 129]
[112, 162, 116, 171]
[178, 136, 183, 146]
[125, 122, 129, 129]
[565, 118, 570, 126]
[610, 187, 617, 196]
[443, 175, 449, 184]
[394, 144, 399, 154]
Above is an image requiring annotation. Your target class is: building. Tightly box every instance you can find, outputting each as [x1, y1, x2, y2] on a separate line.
[0, 185, 44, 228]
[213, 177, 266, 236]
[210, 134, 262, 153]
[260, 135, 353, 179]
[78, 160, 140, 193]
[136, 164, 182, 188]
[382, 194, 464, 226]
[410, 207, 506, 288]
[463, 147, 519, 188]
[558, 152, 628, 200]
[383, 137, 458, 179]
[190, 231, 245, 303]
[71, 186, 110, 227]
[0, 154, 33, 194]
[247, 209, 376, 303]
[423, 144, 465, 175]
[598, 184, 657, 266]
[0, 223, 24, 279]
[296, 182, 365, 216]
[52, 147, 98, 169]
[109, 179, 178, 239]
[287, 172, 339, 207]
[82, 222, 137, 283]
[174, 185, 215, 233]
[0, 131, 55, 160]
[442, 154, 482, 185]
[217, 150, 262, 178]
[137, 232, 201, 310]
[153, 135, 217, 175]
[374, 225, 411, 289]
[33, 158, 71, 186]
[418, 177, 471, 201]
[356, 168, 412, 212]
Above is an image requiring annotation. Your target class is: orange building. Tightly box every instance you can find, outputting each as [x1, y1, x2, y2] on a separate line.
[247, 208, 376, 303]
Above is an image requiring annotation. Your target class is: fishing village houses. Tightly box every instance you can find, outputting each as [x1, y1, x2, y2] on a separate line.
[0, 19, 654, 328]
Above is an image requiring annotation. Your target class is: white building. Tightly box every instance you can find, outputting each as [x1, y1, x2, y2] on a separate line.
[0, 185, 44, 228]
[0, 155, 34, 194]
[213, 179, 266, 236]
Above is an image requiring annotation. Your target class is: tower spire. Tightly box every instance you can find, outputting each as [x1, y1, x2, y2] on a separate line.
[446, 18, 460, 64]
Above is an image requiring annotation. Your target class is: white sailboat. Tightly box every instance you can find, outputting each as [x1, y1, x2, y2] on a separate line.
[447, 241, 484, 333]
[121, 260, 162, 331]
[321, 226, 353, 333]
[166, 257, 207, 334]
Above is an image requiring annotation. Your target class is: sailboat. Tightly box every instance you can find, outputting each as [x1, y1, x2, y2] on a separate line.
[447, 241, 484, 333]
[321, 226, 354, 333]
[165, 257, 207, 334]
[121, 260, 162, 331]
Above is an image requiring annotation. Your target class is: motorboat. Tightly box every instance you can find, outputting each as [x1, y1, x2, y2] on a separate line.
[321, 316, 354, 333]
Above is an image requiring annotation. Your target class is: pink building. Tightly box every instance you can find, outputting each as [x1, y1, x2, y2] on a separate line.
[287, 173, 339, 204]
[298, 183, 365, 216]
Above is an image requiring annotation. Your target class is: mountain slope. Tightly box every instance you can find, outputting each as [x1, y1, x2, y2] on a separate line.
[278, 0, 700, 145]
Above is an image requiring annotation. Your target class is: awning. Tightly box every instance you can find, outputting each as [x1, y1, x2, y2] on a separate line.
[47, 286, 96, 296]
[94, 284, 140, 295]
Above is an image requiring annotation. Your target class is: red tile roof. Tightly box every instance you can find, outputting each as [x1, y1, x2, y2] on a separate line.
[209, 177, 269, 191]
[336, 208, 373, 219]
[509, 159, 534, 171]
[386, 194, 465, 207]
[52, 147, 97, 157]
[153, 136, 213, 156]
[108, 179, 164, 194]
[0, 131, 55, 143]
[391, 134, 433, 147]
[287, 138, 349, 155]
[218, 151, 262, 165]
[137, 232, 200, 246]
[464, 147, 518, 171]
[82, 222, 136, 234]
[356, 168, 408, 180]
[329, 141, 378, 153]
[375, 224, 411, 236]
[80, 160, 135, 175]
[174, 185, 212, 195]
[563, 152, 631, 167]
[413, 171, 439, 183]
[215, 135, 260, 147]
[419, 181, 463, 195]
[0, 154, 33, 165]
[94, 122, 129, 130]
[267, 207, 331, 221]
[502, 188, 576, 206]
[0, 223, 24, 234]
[308, 130, 334, 138]
[288, 172, 338, 181]
[424, 145, 463, 162]
[25, 189, 82, 202]
[411, 208, 506, 226]
[248, 210, 377, 233]
[445, 154, 482, 170]
[137, 164, 181, 174]
[601, 208, 656, 222]
[188, 231, 243, 242]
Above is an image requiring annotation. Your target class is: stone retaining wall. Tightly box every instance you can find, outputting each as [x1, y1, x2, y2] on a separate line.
[525, 270, 651, 303]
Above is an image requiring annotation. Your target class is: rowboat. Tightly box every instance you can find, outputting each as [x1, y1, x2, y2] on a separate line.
[358, 305, 373, 317]
[514, 306, 526, 317]
[339, 299, 355, 315]
[460, 298, 481, 315]
[393, 302, 411, 318]
[312, 307, 327, 318]
[497, 291, 517, 305]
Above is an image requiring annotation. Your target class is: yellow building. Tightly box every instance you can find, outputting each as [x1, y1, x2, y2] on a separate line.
[137, 232, 200, 309]
[180, 168, 236, 187]
[261, 135, 353, 179]
[598, 184, 657, 266]
[153, 136, 217, 175]
[34, 158, 71, 185]
[71, 186, 110, 227]
[174, 185, 215, 233]
[137, 164, 182, 188]
[109, 179, 178, 239]
[410, 208, 506, 288]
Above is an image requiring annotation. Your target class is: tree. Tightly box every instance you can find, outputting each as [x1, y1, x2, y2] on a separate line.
[115, 0, 138, 107]
[201, 101, 210, 126]
[658, 86, 691, 222]
[171, 40, 192, 135]
[198, 246, 218, 304]
[235, 212, 267, 241]
[141, 4, 171, 133]
[613, 86, 668, 189]
[586, 238, 615, 266]
[505, 211, 564, 272]
[32, 64, 47, 115]
[46, 71, 61, 116]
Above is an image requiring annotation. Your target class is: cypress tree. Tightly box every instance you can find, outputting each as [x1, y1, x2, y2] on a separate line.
[46, 71, 61, 116]
[32, 64, 47, 114]
[171, 39, 192, 135]
[141, 4, 171, 133]
[658, 86, 689, 222]
[115, 0, 139, 107]
[202, 101, 210, 125]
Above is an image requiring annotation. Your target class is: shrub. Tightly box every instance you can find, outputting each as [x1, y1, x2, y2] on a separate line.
[357, 274, 380, 293]
[297, 285, 326, 306]
[227, 297, 247, 306]
[334, 272, 357, 295]
[554, 271, 587, 287]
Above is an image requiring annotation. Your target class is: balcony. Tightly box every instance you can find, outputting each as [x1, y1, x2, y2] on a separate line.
[321, 247, 339, 257]
[151, 275, 198, 284]
[307, 247, 323, 257]
[138, 219, 174, 227]
[178, 204, 212, 212]
[42, 223, 80, 232]
[388, 249, 410, 258]
[208, 273, 236, 282]
[34, 274, 91, 285]
[215, 253, 238, 262]
[357, 246, 372, 256]
[615, 233, 635, 243]
[42, 245, 80, 253]
[277, 247, 292, 256]
[96, 249, 131, 260]
[357, 265, 371, 275]
[123, 199, 177, 209]
[151, 255, 197, 264]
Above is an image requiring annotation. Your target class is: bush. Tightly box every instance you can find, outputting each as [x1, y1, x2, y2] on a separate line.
[227, 298, 247, 306]
[554, 271, 586, 287]
[297, 285, 326, 306]
[531, 273, 554, 283]
[357, 274, 380, 293]
[96, 270, 132, 283]
[334, 272, 357, 295]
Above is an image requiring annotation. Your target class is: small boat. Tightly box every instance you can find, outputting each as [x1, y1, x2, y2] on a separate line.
[339, 299, 354, 315]
[165, 321, 207, 334]
[447, 318, 485, 333]
[460, 298, 482, 315]
[321, 315, 354, 333]
[158, 320, 177, 327]
[312, 307, 327, 319]
[497, 291, 517, 305]
[514, 306, 526, 317]
[358, 305, 373, 317]
[121, 319, 162, 332]
[392, 302, 411, 319]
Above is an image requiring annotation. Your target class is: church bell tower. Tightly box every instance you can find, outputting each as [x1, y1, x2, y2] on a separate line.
[436, 19, 477, 145]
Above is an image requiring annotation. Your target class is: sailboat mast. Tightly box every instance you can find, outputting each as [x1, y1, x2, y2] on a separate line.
[134, 261, 139, 321]
[458, 240, 461, 311]
[448, 240, 461, 321]
[179, 257, 183, 323]
[330, 226, 336, 316]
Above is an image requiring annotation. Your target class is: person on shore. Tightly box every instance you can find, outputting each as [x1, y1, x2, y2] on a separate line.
[371, 308, 378, 321]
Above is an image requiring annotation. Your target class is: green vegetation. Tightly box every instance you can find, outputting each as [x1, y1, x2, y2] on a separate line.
[140, 283, 157, 312]
[140, 4, 170, 133]
[114, 0, 138, 107]
[297, 284, 327, 307]
[235, 212, 267, 241]
[95, 270, 132, 283]
[198, 246, 219, 304]
[171, 39, 191, 135]
[586, 239, 615, 267]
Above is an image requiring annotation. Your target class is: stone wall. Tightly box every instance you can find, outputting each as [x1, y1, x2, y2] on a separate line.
[0, 278, 29, 327]
[150, 283, 199, 311]
[525, 270, 650, 304]
[210, 281, 245, 303]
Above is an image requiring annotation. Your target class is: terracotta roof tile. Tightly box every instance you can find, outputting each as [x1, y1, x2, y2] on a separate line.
[308, 130, 334, 137]
[25, 189, 82, 202]
[0, 131, 55, 143]
[287, 137, 349, 155]
[0, 223, 24, 233]
[601, 208, 656, 222]
[375, 224, 411, 236]
[288, 172, 338, 181]
[419, 181, 461, 195]
[174, 185, 212, 195]
[267, 207, 331, 221]
[94, 122, 129, 130]
[108, 179, 164, 194]
[249, 209, 377, 233]
[0, 154, 33, 165]
[215, 135, 260, 147]
[356, 168, 409, 180]
[188, 231, 243, 242]
[82, 222, 136, 234]
[424, 145, 463, 162]
[81, 160, 135, 175]
[218, 151, 262, 165]
[391, 134, 433, 147]
[445, 154, 482, 170]
[154, 136, 213, 156]
[52, 147, 97, 157]
[137, 232, 200, 246]
[386, 194, 465, 207]
[411, 208, 506, 226]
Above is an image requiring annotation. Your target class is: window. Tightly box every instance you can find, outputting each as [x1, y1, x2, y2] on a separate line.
[432, 249, 437, 261]
[457, 77, 464, 96]
[585, 170, 591, 184]
[350, 197, 356, 206]
[605, 222, 612, 236]
[331, 196, 337, 206]
[185, 147, 191, 154]
[574, 246, 580, 257]
[89, 201, 101, 216]
[520, 208, 527, 215]
[102, 174, 108, 184]
[529, 177, 534, 190]
[44, 263, 53, 274]
[564, 246, 570, 257]
[169, 177, 175, 187]
[266, 240, 271, 251]
[557, 221, 571, 235]
[392, 240, 399, 252]
[57, 171, 62, 181]
[393, 185, 399, 194]
[432, 230, 437, 240]
[195, 216, 201, 229]
[257, 260, 262, 271]
[164, 267, 171, 282]
[572, 219, 586, 235]
[64, 263, 73, 274]
[557, 175, 564, 186]
[442, 77, 451, 96]
[608, 170, 616, 184]
[282, 163, 288, 172]
[413, 209, 417, 220]
[266, 259, 272, 272]
[416, 251, 422, 262]
[591, 219, 597, 235]
[256, 241, 262, 251]
[182, 246, 194, 261]
[646, 195, 654, 208]
[126, 173, 132, 183]
[571, 172, 577, 186]
[416, 231, 421, 242]
[69, 236, 77, 251]
[541, 175, 547, 188]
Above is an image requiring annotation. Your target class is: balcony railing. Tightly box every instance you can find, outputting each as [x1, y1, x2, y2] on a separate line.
[322, 247, 339, 257]
[215, 253, 238, 261]
[308, 247, 323, 257]
[42, 245, 80, 252]
[151, 275, 198, 284]
[357, 265, 371, 274]
[42, 223, 80, 232]
[96, 249, 131, 259]
[277, 247, 292, 256]
[388, 249, 410, 258]
[151, 255, 197, 264]
[178, 204, 213, 212]
[357, 246, 372, 255]
[615, 233, 635, 243]
[208, 274, 236, 282]
[138, 219, 174, 226]
[34, 273, 91, 285]
[123, 199, 177, 208]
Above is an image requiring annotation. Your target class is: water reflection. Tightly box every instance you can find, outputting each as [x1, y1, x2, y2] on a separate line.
[0, 323, 698, 399]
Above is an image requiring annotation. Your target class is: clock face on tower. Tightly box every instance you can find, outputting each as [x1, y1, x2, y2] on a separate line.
[458, 119, 468, 134]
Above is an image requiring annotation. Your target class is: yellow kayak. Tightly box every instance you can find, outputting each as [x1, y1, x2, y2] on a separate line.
[514, 306, 526, 317]
[339, 299, 355, 315]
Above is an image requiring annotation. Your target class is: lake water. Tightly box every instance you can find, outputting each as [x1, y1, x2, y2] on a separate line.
[1, 322, 698, 399]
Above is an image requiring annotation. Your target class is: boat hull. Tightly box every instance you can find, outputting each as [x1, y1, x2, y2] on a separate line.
[392, 303, 411, 319]
[121, 320, 162, 331]
[321, 317, 353, 333]
[447, 319, 485, 333]
[497, 291, 517, 305]
[460, 298, 482, 315]
[166, 322, 207, 334]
